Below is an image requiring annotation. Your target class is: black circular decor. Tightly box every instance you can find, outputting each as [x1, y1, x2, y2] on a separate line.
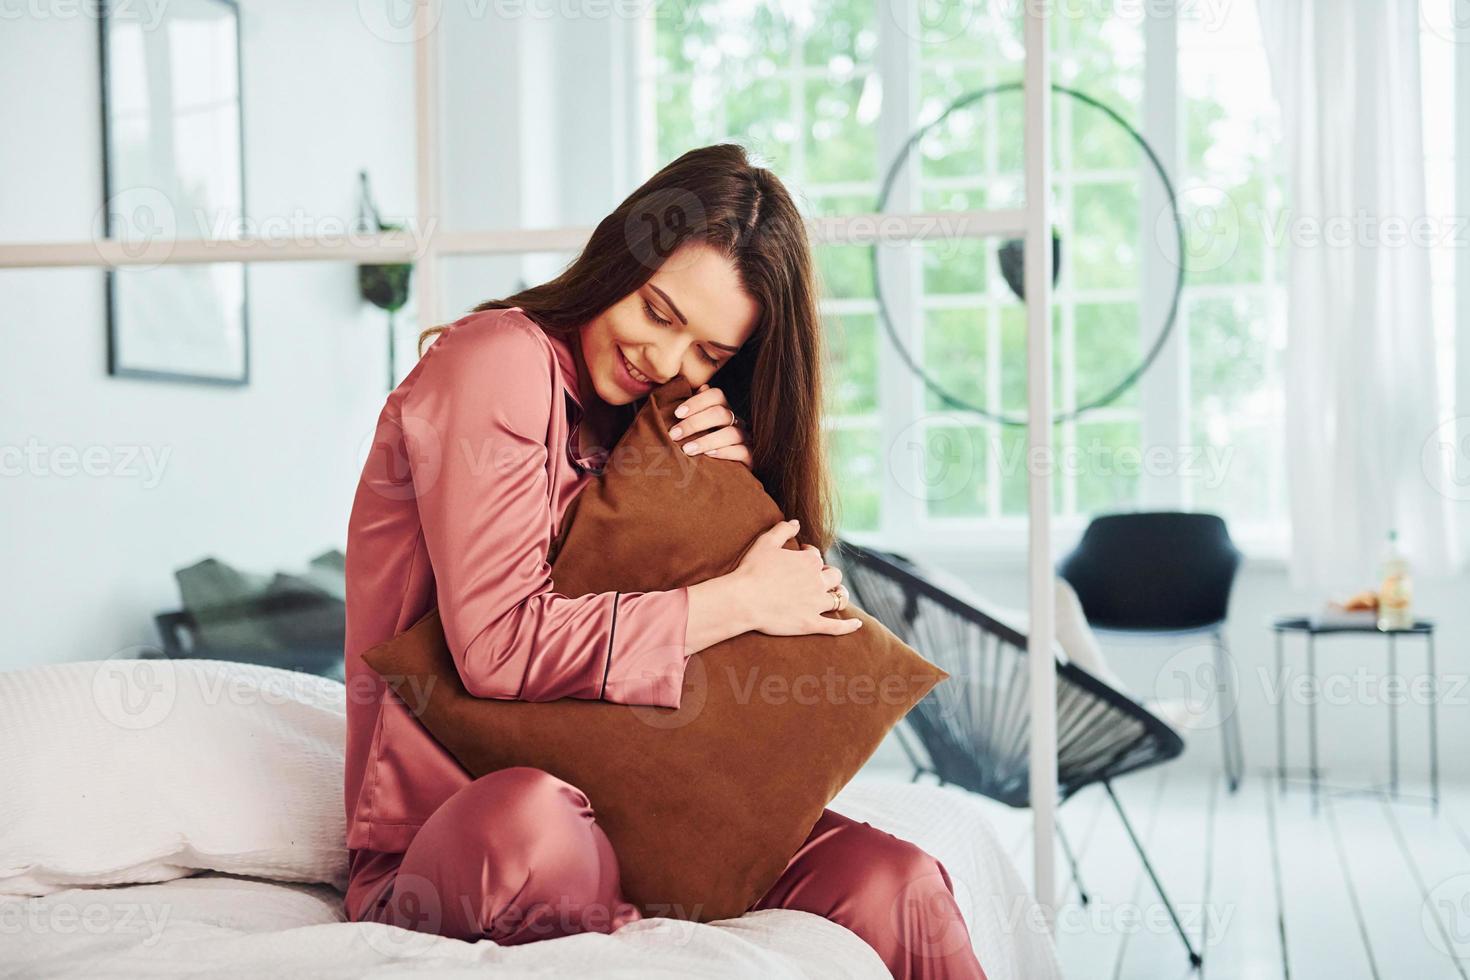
[870, 82, 1185, 427]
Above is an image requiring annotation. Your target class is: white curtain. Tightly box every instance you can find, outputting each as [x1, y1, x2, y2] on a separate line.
[1259, 0, 1458, 594]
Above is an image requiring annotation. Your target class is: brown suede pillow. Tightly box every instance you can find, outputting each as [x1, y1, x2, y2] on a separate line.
[361, 375, 948, 923]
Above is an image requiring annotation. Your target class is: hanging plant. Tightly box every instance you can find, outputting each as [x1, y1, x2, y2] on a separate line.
[356, 170, 414, 390]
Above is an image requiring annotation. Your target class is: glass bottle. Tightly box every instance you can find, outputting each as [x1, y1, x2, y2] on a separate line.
[1377, 529, 1414, 631]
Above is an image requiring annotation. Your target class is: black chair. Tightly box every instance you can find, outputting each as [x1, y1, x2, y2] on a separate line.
[832, 540, 1202, 968]
[1057, 511, 1244, 792]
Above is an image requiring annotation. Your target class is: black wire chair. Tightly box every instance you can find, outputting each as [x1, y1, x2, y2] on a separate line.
[832, 539, 1202, 969]
[1057, 511, 1245, 793]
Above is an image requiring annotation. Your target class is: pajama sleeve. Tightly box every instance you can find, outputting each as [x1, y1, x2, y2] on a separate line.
[400, 314, 693, 708]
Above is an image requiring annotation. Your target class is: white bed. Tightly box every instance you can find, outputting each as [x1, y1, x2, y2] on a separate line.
[0, 659, 1060, 979]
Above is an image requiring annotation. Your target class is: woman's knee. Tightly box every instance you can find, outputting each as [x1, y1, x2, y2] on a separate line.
[838, 831, 956, 925]
[394, 767, 633, 943]
[451, 766, 595, 849]
[861, 832, 955, 898]
[838, 831, 980, 977]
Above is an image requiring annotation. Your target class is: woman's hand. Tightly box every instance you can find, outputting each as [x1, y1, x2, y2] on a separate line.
[726, 519, 861, 637]
[670, 383, 752, 470]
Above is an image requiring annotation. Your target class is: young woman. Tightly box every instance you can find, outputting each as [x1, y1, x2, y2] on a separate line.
[342, 143, 987, 979]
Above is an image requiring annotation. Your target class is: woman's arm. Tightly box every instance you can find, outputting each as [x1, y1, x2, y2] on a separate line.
[684, 575, 757, 653]
[402, 313, 697, 708]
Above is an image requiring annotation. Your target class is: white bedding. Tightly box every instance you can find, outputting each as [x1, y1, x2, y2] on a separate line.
[0, 777, 1061, 979]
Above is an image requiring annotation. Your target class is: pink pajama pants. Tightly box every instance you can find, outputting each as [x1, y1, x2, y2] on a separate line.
[344, 767, 987, 979]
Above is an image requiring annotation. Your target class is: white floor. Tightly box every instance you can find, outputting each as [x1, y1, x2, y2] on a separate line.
[866, 764, 1470, 980]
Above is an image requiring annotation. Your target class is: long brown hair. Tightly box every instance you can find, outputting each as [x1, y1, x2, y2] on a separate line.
[416, 143, 836, 553]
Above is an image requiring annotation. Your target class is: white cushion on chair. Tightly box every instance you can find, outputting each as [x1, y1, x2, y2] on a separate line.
[912, 568, 1185, 736]
[1052, 577, 1122, 686]
[1052, 579, 1191, 733]
[858, 558, 1187, 734]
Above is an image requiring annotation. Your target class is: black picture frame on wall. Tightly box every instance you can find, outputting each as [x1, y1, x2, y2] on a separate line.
[99, 0, 250, 386]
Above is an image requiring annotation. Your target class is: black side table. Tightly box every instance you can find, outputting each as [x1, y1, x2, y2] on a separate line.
[1271, 615, 1437, 813]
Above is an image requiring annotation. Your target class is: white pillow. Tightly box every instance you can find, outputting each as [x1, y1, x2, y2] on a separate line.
[1050, 579, 1192, 732]
[1051, 577, 1123, 686]
[936, 573, 1112, 680]
[0, 658, 348, 896]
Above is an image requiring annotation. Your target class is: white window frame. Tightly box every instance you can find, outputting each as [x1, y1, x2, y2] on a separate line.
[631, 5, 1256, 567]
[838, 6, 1181, 564]
[645, 0, 1443, 568]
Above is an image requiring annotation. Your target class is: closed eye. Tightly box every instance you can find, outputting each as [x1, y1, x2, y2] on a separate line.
[642, 298, 671, 327]
[643, 298, 721, 367]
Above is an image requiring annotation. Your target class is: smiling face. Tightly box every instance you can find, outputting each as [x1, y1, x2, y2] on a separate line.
[578, 241, 762, 406]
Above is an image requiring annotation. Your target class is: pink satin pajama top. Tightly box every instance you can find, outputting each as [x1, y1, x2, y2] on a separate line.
[342, 306, 693, 853]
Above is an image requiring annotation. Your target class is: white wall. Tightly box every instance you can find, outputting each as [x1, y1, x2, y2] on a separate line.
[0, 3, 416, 669]
[0, 5, 654, 672]
[436, 8, 644, 316]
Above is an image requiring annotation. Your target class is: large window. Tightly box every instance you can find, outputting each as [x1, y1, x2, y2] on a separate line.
[644, 1, 1456, 553]
[1176, 2, 1285, 528]
[649, 0, 890, 531]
